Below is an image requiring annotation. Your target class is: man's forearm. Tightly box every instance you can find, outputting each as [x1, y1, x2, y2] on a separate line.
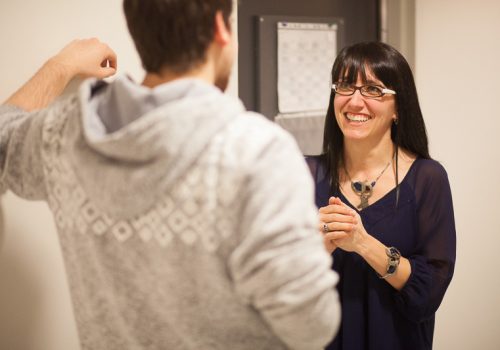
[2, 38, 117, 112]
[4, 58, 73, 112]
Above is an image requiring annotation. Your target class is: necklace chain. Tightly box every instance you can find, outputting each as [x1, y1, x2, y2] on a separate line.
[344, 159, 392, 210]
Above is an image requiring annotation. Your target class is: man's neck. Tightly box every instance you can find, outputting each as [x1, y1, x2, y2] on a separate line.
[142, 62, 215, 89]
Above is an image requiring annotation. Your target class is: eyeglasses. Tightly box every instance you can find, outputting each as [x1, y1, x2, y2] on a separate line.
[332, 82, 396, 98]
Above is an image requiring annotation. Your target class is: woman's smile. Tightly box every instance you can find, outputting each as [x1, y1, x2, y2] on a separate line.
[344, 112, 371, 123]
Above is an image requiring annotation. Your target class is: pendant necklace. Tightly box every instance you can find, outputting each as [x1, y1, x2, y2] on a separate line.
[345, 160, 392, 210]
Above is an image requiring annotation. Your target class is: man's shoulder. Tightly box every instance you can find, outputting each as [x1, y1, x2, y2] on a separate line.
[215, 110, 303, 173]
[230, 110, 295, 145]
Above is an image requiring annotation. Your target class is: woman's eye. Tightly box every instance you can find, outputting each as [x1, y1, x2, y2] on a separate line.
[366, 86, 380, 92]
[337, 83, 352, 90]
[364, 85, 382, 95]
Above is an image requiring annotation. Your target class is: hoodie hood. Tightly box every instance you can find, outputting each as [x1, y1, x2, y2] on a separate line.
[66, 75, 245, 218]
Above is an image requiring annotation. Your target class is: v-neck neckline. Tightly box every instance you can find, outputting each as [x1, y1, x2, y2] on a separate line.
[338, 158, 420, 213]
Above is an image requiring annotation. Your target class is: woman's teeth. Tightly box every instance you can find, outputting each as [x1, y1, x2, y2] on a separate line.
[345, 113, 370, 122]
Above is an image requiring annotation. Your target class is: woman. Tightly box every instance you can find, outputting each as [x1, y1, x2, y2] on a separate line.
[307, 42, 456, 349]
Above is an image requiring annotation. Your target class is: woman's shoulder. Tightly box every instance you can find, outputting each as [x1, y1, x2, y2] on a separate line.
[304, 154, 324, 164]
[304, 154, 326, 181]
[407, 158, 451, 192]
[412, 158, 449, 178]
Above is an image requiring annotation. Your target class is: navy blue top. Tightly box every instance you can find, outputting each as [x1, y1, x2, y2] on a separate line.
[306, 156, 456, 350]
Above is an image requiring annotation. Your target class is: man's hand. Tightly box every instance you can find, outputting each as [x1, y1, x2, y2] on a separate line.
[50, 38, 117, 80]
[3, 38, 117, 111]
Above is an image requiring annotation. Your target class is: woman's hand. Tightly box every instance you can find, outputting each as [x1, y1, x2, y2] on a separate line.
[319, 197, 369, 254]
[318, 197, 355, 254]
[321, 197, 411, 290]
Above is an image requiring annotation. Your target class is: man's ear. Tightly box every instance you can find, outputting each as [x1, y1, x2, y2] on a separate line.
[214, 11, 231, 45]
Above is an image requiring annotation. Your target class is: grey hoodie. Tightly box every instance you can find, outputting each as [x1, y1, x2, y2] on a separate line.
[0, 76, 340, 350]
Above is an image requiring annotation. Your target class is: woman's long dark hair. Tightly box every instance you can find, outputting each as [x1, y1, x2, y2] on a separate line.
[322, 41, 430, 193]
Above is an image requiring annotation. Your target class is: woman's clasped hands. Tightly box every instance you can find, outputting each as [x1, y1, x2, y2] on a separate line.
[319, 197, 369, 254]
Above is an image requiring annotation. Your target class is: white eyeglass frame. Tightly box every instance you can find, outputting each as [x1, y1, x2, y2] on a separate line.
[331, 83, 396, 97]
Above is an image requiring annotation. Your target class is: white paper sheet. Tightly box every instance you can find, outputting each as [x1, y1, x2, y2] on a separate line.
[277, 22, 337, 115]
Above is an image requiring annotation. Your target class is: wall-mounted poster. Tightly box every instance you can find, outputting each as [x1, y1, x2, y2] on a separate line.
[277, 22, 338, 115]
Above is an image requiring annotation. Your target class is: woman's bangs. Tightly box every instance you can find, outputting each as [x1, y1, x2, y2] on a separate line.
[333, 56, 370, 84]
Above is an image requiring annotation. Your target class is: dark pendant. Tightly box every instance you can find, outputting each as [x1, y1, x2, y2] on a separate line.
[351, 181, 373, 210]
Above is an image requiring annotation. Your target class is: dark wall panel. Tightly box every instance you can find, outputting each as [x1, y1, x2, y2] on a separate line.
[238, 0, 380, 111]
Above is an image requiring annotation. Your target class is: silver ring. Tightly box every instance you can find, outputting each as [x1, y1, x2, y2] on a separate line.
[322, 223, 329, 233]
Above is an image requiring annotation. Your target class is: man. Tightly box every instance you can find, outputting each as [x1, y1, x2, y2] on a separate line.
[0, 1, 340, 349]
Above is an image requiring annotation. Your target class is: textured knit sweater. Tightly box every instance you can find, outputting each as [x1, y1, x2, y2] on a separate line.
[0, 76, 340, 350]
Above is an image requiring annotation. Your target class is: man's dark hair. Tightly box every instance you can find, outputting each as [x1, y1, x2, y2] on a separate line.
[123, 0, 233, 73]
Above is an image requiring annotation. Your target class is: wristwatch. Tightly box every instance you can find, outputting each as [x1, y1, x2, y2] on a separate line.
[378, 246, 401, 279]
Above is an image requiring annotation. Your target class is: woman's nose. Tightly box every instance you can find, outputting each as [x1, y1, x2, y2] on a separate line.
[347, 89, 365, 107]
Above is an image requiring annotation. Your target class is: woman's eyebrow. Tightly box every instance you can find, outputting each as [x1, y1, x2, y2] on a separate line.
[364, 79, 382, 85]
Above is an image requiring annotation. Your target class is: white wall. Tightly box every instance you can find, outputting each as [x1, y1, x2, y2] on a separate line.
[0, 1, 237, 349]
[415, 1, 500, 349]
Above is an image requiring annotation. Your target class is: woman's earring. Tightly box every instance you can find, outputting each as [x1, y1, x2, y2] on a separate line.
[393, 118, 399, 125]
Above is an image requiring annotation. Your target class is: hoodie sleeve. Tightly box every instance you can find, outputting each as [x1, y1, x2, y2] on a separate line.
[229, 123, 340, 350]
[0, 104, 48, 199]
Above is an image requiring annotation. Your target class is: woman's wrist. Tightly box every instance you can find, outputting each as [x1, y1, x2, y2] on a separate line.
[354, 229, 373, 257]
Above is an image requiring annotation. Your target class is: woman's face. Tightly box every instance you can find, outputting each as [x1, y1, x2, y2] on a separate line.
[334, 69, 397, 143]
